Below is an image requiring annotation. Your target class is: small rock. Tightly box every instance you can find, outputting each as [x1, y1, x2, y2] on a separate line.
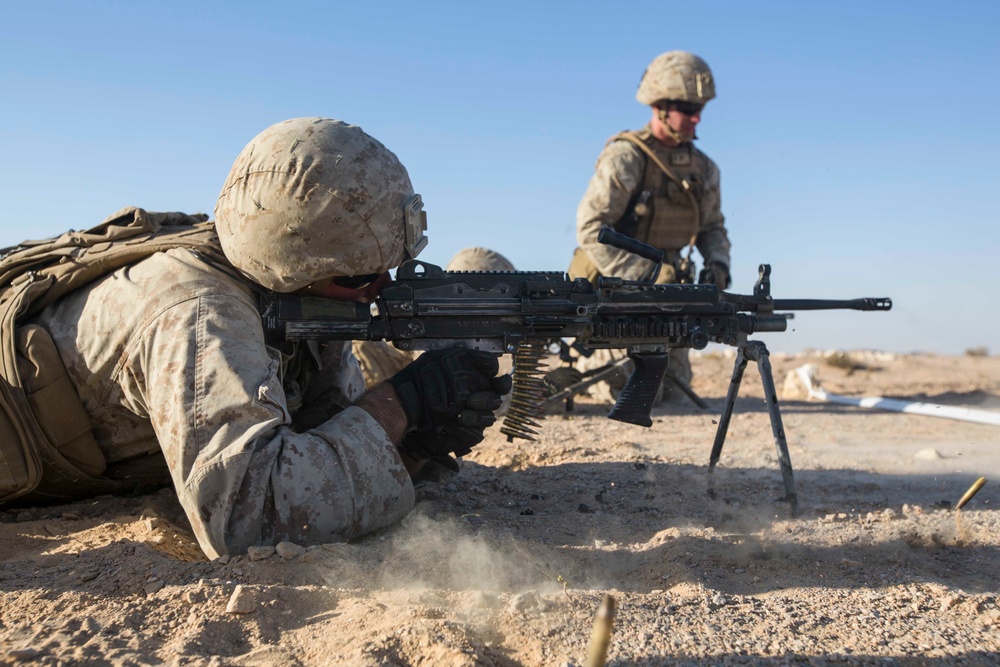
[708, 592, 729, 608]
[144, 580, 165, 596]
[183, 589, 205, 604]
[216, 554, 231, 564]
[145, 517, 161, 530]
[276, 541, 306, 560]
[941, 594, 963, 611]
[225, 585, 256, 614]
[248, 545, 275, 561]
[841, 558, 863, 567]
[508, 590, 540, 614]
[7, 648, 41, 662]
[914, 448, 943, 461]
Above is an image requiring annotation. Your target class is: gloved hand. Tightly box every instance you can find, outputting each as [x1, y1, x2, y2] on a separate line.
[698, 261, 731, 289]
[399, 409, 494, 460]
[389, 349, 512, 460]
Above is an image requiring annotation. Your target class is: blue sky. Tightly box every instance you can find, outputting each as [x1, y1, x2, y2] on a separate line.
[2, 0, 997, 354]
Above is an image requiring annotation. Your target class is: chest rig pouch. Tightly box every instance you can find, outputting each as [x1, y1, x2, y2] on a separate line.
[612, 130, 703, 261]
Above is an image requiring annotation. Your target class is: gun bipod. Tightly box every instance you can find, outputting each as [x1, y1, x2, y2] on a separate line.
[707, 340, 799, 515]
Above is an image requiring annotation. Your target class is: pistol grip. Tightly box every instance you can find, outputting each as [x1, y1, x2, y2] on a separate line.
[607, 352, 668, 427]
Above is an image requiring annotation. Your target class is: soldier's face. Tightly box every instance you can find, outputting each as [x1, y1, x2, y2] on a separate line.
[664, 103, 702, 135]
[299, 272, 391, 304]
[652, 102, 703, 144]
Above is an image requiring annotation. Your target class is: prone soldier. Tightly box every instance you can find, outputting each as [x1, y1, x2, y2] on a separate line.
[4, 117, 510, 558]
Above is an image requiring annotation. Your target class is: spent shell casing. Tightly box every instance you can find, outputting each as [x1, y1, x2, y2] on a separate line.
[586, 594, 616, 667]
[956, 477, 987, 510]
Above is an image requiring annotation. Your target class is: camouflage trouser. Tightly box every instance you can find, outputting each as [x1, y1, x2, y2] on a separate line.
[575, 347, 693, 405]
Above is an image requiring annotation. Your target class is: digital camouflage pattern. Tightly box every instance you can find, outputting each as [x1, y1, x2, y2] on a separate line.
[636, 51, 716, 106]
[574, 125, 730, 281]
[32, 248, 414, 558]
[215, 118, 415, 292]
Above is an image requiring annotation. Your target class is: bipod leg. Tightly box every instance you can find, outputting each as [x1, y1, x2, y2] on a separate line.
[707, 346, 749, 497]
[744, 341, 798, 514]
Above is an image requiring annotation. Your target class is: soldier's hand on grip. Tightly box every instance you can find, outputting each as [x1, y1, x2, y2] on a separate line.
[388, 348, 511, 434]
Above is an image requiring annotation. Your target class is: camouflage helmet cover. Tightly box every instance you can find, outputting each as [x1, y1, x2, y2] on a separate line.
[215, 117, 418, 292]
[636, 51, 716, 106]
[445, 247, 516, 272]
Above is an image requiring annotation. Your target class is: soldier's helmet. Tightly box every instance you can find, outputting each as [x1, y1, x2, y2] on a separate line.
[215, 117, 427, 292]
[445, 247, 516, 272]
[636, 51, 716, 106]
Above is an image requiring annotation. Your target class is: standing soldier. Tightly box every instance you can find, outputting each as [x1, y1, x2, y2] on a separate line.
[568, 50, 732, 402]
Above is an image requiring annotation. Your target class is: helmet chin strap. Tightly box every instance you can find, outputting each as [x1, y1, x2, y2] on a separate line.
[656, 107, 697, 144]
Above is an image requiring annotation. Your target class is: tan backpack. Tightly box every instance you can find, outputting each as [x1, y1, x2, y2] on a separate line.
[0, 206, 229, 505]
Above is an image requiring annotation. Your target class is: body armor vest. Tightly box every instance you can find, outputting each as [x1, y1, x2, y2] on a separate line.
[0, 207, 229, 505]
[613, 128, 707, 263]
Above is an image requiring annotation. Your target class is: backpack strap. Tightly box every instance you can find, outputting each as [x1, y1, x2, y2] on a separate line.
[611, 131, 701, 266]
[0, 207, 231, 504]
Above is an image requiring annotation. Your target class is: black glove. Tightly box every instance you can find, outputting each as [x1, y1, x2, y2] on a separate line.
[389, 349, 512, 460]
[698, 261, 731, 289]
[400, 412, 494, 460]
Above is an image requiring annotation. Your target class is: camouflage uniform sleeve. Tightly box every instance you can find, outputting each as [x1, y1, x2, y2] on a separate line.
[131, 294, 414, 558]
[577, 140, 659, 280]
[695, 155, 731, 268]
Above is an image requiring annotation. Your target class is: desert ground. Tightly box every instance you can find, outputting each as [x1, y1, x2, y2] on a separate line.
[1, 349, 998, 666]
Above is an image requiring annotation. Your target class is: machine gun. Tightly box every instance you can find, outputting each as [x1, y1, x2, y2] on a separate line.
[259, 229, 891, 511]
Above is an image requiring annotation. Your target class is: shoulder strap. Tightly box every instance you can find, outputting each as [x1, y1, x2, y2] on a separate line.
[0, 207, 230, 503]
[612, 132, 701, 259]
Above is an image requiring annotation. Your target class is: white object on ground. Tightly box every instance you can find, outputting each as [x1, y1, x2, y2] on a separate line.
[791, 364, 1000, 427]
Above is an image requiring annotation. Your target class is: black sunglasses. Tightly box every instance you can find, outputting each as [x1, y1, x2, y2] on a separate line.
[666, 101, 704, 116]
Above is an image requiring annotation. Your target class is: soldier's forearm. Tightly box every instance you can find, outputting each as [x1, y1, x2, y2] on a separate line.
[354, 382, 409, 444]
